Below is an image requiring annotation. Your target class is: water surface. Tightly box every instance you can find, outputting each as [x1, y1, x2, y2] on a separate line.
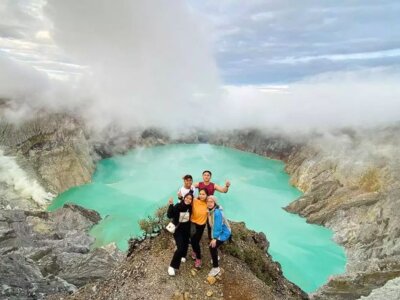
[49, 144, 345, 292]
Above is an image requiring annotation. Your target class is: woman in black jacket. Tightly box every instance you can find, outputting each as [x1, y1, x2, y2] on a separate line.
[167, 192, 193, 276]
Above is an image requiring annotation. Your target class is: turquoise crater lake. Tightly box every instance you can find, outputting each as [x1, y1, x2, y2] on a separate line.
[48, 144, 346, 292]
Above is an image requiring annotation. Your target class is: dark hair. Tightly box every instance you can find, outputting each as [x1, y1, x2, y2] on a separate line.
[198, 188, 209, 196]
[202, 170, 212, 176]
[183, 174, 193, 180]
[183, 193, 194, 201]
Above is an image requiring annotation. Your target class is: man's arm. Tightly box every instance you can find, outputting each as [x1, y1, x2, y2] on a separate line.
[215, 180, 231, 193]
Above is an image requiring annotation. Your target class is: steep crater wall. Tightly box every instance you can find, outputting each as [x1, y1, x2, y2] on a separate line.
[0, 114, 95, 210]
[209, 128, 400, 300]
[0, 114, 120, 299]
[2, 113, 399, 299]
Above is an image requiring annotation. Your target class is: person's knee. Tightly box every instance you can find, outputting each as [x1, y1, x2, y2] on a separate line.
[176, 247, 185, 256]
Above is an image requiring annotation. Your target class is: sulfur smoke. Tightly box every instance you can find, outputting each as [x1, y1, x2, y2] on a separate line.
[0, 150, 54, 205]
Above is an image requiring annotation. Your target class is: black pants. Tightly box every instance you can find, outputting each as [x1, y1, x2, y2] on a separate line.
[190, 222, 206, 259]
[207, 221, 212, 240]
[209, 240, 224, 267]
[170, 223, 190, 269]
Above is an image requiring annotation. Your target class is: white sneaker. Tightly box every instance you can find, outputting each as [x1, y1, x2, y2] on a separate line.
[208, 267, 220, 277]
[168, 266, 175, 276]
[181, 257, 186, 263]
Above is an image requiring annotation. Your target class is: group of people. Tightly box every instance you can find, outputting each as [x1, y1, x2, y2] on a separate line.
[167, 170, 232, 277]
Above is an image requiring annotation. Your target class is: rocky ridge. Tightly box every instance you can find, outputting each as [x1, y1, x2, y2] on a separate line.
[359, 277, 400, 300]
[0, 204, 123, 299]
[0, 114, 122, 300]
[53, 222, 308, 300]
[209, 127, 400, 299]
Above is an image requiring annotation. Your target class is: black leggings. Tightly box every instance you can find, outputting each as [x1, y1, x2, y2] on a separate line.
[209, 240, 224, 267]
[170, 224, 190, 269]
[190, 222, 206, 259]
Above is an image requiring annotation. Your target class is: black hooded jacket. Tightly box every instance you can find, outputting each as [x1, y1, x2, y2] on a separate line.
[167, 201, 192, 226]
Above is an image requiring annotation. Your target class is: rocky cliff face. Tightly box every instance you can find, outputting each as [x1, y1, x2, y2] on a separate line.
[210, 127, 400, 299]
[285, 128, 400, 300]
[0, 113, 122, 300]
[209, 129, 300, 161]
[0, 204, 123, 300]
[0, 113, 95, 209]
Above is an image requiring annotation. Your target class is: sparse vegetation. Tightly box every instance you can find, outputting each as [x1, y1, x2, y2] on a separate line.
[128, 205, 170, 257]
[223, 222, 276, 287]
[138, 204, 169, 238]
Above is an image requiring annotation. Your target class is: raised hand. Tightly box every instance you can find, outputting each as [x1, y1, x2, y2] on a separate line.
[168, 197, 174, 205]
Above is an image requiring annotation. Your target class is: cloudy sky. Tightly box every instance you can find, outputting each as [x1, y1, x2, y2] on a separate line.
[2, 0, 400, 84]
[188, 0, 400, 84]
[0, 0, 399, 131]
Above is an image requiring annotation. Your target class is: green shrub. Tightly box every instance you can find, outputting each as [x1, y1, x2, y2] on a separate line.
[138, 204, 169, 238]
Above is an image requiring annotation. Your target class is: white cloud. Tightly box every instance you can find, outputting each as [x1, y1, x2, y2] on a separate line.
[250, 12, 275, 22]
[35, 30, 50, 41]
[272, 48, 400, 64]
[39, 0, 221, 131]
[0, 1, 399, 135]
[189, 0, 400, 83]
[216, 68, 400, 131]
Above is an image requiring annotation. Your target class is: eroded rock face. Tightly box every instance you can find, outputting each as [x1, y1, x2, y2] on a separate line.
[358, 277, 400, 300]
[0, 254, 77, 299]
[224, 222, 306, 299]
[268, 129, 400, 299]
[208, 127, 400, 299]
[89, 126, 170, 159]
[209, 128, 300, 161]
[0, 113, 126, 299]
[0, 114, 95, 202]
[0, 204, 123, 299]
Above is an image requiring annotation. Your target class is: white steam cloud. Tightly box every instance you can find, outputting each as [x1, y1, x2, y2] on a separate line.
[43, 0, 221, 131]
[0, 54, 85, 124]
[0, 1, 399, 133]
[0, 150, 54, 205]
[216, 68, 400, 132]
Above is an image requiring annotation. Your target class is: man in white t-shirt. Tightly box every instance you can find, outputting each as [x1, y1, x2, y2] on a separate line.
[178, 174, 197, 200]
